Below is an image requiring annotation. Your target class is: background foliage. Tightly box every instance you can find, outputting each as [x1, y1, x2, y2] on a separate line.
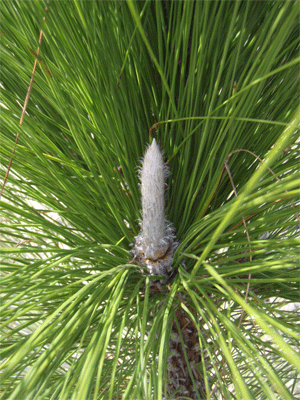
[1, 1, 299, 399]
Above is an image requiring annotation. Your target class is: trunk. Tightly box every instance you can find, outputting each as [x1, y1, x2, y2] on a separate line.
[167, 306, 205, 399]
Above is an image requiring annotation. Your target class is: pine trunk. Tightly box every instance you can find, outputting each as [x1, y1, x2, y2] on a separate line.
[167, 306, 205, 399]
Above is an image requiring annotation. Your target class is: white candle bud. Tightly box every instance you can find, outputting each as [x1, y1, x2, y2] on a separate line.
[131, 139, 177, 277]
[141, 139, 168, 258]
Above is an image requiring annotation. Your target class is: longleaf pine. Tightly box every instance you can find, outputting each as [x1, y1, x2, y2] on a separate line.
[1, 1, 299, 399]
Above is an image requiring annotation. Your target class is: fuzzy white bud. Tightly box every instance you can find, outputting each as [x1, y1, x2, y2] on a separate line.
[141, 139, 168, 258]
[131, 139, 177, 277]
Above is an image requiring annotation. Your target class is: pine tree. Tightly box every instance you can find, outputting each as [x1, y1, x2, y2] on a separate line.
[1, 1, 299, 399]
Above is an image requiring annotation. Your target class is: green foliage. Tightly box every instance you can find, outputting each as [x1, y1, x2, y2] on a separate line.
[1, 1, 299, 399]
